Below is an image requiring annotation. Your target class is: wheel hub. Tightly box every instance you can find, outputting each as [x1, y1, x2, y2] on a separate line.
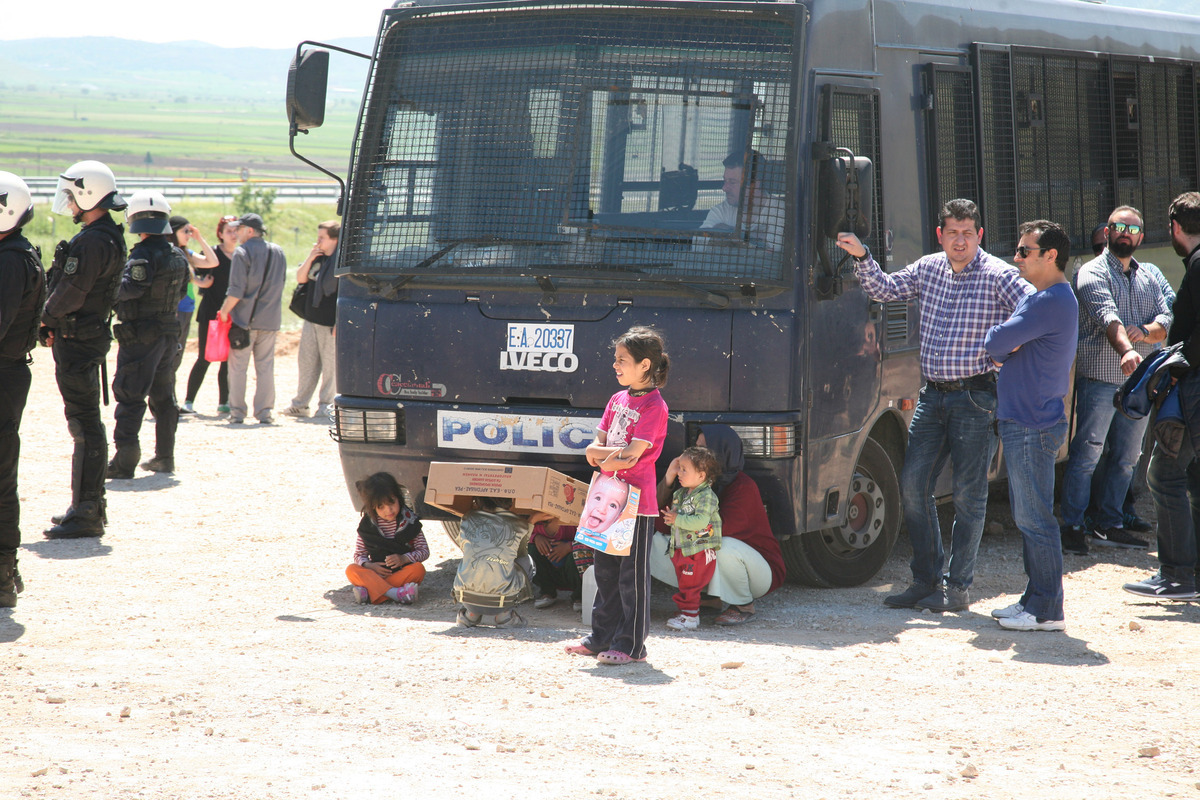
[834, 473, 885, 551]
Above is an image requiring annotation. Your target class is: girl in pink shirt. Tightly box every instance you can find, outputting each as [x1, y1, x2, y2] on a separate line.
[566, 326, 669, 665]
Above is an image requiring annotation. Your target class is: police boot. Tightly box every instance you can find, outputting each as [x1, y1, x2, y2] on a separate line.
[140, 456, 175, 473]
[50, 505, 74, 525]
[43, 501, 106, 540]
[106, 445, 140, 480]
[0, 552, 17, 608]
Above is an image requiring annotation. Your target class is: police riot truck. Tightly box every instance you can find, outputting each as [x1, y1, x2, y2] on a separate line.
[288, 0, 1200, 586]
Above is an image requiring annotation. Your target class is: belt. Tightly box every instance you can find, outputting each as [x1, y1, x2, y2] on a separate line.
[926, 372, 997, 393]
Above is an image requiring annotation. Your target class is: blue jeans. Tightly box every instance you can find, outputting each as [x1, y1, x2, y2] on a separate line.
[1060, 376, 1149, 528]
[1147, 439, 1200, 583]
[901, 385, 998, 591]
[999, 420, 1067, 620]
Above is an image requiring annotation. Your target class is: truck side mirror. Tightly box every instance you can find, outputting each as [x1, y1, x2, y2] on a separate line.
[287, 48, 330, 131]
[818, 153, 873, 240]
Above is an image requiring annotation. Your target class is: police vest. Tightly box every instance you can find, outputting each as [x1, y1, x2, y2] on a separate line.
[47, 214, 127, 322]
[0, 233, 46, 361]
[116, 238, 190, 323]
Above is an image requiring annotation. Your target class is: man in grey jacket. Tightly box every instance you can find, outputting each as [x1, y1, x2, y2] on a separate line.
[217, 213, 286, 424]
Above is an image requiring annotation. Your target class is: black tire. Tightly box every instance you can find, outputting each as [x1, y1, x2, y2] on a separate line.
[783, 437, 901, 588]
[441, 519, 463, 550]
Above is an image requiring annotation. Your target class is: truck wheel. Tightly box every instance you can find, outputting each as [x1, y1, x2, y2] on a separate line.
[783, 438, 901, 587]
[441, 519, 463, 549]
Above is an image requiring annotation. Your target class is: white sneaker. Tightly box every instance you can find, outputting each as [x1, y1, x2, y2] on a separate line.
[990, 601, 1024, 620]
[280, 405, 309, 418]
[666, 613, 699, 631]
[395, 582, 419, 605]
[533, 594, 557, 609]
[350, 586, 369, 604]
[996, 611, 1066, 632]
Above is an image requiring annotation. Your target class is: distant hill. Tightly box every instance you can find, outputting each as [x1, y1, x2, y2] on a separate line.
[0, 36, 374, 101]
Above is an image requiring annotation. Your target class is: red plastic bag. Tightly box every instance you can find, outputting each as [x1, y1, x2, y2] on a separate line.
[205, 316, 231, 363]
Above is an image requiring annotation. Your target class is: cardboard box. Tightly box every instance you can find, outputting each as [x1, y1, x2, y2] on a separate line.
[425, 462, 590, 525]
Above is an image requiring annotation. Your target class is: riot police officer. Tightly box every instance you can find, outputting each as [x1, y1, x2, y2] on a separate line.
[107, 191, 190, 478]
[41, 160, 128, 540]
[0, 172, 46, 607]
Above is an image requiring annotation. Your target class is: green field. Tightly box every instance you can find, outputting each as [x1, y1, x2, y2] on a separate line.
[24, 200, 340, 332]
[0, 85, 363, 180]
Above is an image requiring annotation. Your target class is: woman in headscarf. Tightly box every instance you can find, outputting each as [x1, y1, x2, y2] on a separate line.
[651, 424, 786, 624]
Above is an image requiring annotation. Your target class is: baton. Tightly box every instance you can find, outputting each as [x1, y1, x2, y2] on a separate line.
[101, 357, 109, 406]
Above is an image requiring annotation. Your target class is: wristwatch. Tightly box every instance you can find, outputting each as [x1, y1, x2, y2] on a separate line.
[1137, 324, 1150, 337]
[853, 246, 872, 265]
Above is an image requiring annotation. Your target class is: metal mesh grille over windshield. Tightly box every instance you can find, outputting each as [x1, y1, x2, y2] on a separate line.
[345, 5, 796, 287]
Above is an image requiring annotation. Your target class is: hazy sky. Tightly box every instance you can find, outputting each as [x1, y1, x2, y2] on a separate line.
[2, 0, 391, 50]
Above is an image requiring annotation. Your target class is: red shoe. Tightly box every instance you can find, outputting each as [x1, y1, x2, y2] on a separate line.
[564, 641, 598, 656]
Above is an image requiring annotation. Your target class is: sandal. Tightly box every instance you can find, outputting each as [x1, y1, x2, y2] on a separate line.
[596, 649, 646, 665]
[456, 609, 482, 627]
[493, 610, 525, 628]
[564, 641, 599, 656]
[715, 606, 756, 626]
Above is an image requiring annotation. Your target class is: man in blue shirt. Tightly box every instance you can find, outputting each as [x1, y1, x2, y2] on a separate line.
[985, 221, 1078, 631]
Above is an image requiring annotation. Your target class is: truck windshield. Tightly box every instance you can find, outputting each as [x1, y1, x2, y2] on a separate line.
[345, 6, 796, 288]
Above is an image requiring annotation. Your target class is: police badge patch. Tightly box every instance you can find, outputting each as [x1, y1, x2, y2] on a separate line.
[131, 263, 147, 282]
[64, 257, 79, 275]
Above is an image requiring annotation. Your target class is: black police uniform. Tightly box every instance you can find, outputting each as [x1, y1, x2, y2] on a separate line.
[108, 236, 190, 475]
[41, 212, 127, 538]
[0, 229, 46, 605]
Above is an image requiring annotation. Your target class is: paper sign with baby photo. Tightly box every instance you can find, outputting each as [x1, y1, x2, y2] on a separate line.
[573, 473, 640, 557]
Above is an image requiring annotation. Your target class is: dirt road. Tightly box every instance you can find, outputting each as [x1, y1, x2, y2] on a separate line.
[3, 342, 1198, 799]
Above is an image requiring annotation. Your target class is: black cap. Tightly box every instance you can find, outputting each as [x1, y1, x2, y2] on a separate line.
[169, 215, 189, 233]
[235, 213, 264, 233]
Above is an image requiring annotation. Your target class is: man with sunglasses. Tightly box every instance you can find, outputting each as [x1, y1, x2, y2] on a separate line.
[984, 221, 1077, 631]
[1082, 221, 1175, 537]
[1125, 192, 1200, 599]
[1060, 206, 1172, 554]
[837, 199, 1032, 612]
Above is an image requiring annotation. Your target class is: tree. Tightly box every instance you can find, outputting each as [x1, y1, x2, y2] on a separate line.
[234, 184, 277, 225]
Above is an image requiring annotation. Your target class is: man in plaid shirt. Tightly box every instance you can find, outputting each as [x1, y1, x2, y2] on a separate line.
[837, 199, 1031, 612]
[1060, 206, 1172, 554]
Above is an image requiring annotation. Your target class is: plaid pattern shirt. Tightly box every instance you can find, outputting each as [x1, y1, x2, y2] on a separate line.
[855, 248, 1032, 381]
[1073, 252, 1173, 386]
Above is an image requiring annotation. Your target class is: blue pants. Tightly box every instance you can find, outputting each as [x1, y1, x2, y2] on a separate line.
[1061, 376, 1149, 528]
[1147, 439, 1200, 583]
[1000, 420, 1067, 621]
[901, 385, 998, 591]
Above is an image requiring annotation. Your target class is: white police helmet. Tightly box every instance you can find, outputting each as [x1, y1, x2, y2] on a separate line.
[52, 160, 127, 216]
[0, 171, 34, 234]
[125, 190, 173, 235]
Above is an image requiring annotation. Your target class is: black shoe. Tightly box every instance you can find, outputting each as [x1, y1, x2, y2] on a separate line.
[44, 501, 106, 539]
[883, 582, 937, 608]
[0, 552, 17, 608]
[140, 457, 175, 473]
[1061, 525, 1089, 555]
[1122, 512, 1153, 533]
[915, 586, 970, 612]
[50, 505, 74, 525]
[1091, 526, 1149, 550]
[106, 448, 139, 480]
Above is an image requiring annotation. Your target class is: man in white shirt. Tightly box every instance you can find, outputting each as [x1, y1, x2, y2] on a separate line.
[697, 150, 783, 251]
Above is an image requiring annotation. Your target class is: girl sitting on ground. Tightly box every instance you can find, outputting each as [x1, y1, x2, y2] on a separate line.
[346, 472, 428, 605]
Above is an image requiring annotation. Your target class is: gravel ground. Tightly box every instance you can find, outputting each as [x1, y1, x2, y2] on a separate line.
[2, 340, 1199, 799]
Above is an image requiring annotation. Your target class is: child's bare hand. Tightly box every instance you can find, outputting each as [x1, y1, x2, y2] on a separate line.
[660, 507, 677, 524]
[384, 554, 404, 569]
[367, 562, 391, 577]
[548, 541, 572, 561]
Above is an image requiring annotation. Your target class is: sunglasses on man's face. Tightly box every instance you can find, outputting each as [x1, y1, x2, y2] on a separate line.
[1109, 222, 1142, 235]
[1015, 245, 1048, 259]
